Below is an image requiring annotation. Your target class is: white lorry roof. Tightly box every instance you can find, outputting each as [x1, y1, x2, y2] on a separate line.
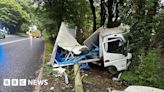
[100, 27, 128, 37]
[84, 24, 130, 49]
[55, 22, 87, 55]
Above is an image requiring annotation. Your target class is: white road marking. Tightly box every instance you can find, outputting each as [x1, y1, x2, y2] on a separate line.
[0, 38, 30, 46]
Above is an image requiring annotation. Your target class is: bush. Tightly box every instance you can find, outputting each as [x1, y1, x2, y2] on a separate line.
[20, 23, 29, 32]
[121, 50, 163, 89]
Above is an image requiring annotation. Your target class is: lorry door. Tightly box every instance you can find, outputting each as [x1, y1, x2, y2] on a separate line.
[102, 36, 127, 68]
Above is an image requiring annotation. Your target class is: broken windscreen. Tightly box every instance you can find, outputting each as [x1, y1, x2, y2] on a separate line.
[104, 38, 124, 54]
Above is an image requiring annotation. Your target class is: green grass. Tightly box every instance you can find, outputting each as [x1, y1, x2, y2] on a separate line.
[159, 54, 164, 89]
[121, 50, 164, 89]
[42, 38, 56, 76]
[44, 39, 54, 63]
[15, 32, 28, 37]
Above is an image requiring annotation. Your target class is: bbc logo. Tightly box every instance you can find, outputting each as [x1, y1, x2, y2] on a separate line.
[3, 79, 26, 86]
[3, 79, 48, 86]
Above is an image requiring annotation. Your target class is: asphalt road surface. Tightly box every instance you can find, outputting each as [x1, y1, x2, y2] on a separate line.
[0, 35, 44, 92]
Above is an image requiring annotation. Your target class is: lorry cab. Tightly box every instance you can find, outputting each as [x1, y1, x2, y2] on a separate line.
[102, 33, 132, 71]
[84, 25, 132, 72]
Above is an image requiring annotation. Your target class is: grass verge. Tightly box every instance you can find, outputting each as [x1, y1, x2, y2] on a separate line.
[15, 32, 28, 37]
[44, 39, 53, 63]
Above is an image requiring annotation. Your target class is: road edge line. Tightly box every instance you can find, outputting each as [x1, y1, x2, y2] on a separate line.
[33, 41, 45, 92]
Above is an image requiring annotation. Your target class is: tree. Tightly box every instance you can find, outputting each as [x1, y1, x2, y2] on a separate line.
[100, 0, 106, 26]
[119, 0, 164, 88]
[88, 0, 96, 32]
[106, 0, 120, 28]
[0, 0, 30, 33]
[33, 0, 93, 42]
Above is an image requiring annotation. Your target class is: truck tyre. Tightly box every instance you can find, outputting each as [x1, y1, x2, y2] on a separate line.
[107, 66, 117, 75]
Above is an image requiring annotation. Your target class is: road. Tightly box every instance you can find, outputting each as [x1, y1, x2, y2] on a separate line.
[0, 35, 44, 92]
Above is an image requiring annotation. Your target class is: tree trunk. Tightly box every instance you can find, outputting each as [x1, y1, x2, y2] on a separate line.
[100, 0, 106, 26]
[107, 0, 114, 28]
[115, 0, 119, 20]
[89, 0, 96, 32]
[107, 0, 120, 28]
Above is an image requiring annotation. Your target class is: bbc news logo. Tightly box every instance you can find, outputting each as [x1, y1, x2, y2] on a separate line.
[3, 79, 48, 86]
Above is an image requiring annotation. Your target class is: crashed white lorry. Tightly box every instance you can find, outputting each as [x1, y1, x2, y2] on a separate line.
[50, 22, 132, 73]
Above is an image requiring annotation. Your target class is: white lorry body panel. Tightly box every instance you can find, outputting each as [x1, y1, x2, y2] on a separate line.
[125, 86, 164, 92]
[109, 86, 164, 92]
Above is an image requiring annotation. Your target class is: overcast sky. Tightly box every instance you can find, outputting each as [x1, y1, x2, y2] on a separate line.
[161, 0, 164, 3]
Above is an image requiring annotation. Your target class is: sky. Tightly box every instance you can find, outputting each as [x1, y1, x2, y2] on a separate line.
[161, 0, 164, 4]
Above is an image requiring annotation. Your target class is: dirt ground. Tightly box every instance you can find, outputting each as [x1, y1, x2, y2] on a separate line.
[40, 64, 126, 92]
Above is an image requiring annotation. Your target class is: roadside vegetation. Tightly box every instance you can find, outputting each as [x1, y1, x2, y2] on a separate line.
[121, 50, 164, 89]
[43, 38, 53, 63]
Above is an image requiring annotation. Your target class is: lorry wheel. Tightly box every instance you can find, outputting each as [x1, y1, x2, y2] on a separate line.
[107, 66, 117, 75]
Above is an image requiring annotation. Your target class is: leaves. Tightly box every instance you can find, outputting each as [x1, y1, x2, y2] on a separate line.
[119, 0, 164, 88]
[0, 0, 30, 31]
[121, 50, 162, 88]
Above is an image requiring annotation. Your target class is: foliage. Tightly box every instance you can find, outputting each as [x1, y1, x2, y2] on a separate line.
[37, 0, 93, 42]
[44, 38, 54, 63]
[121, 50, 164, 89]
[0, 0, 30, 27]
[0, 0, 44, 33]
[118, 0, 164, 88]
[43, 64, 57, 75]
[20, 23, 29, 32]
[117, 0, 164, 60]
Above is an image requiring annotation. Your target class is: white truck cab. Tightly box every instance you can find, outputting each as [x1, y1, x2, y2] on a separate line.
[102, 33, 132, 71]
